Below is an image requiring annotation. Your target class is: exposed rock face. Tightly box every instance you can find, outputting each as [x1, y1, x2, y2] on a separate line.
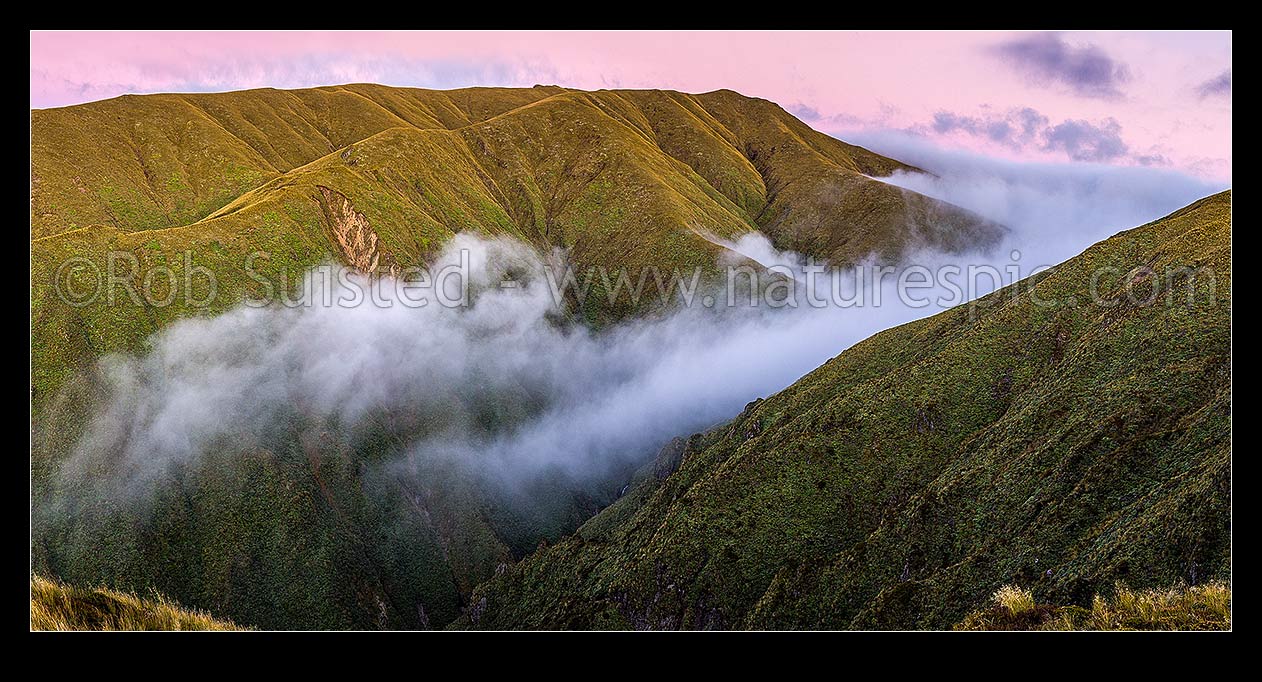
[652, 437, 689, 481]
[317, 185, 388, 274]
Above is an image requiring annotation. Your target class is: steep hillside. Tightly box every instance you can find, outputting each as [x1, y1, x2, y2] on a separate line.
[459, 191, 1232, 630]
[30, 85, 565, 239]
[30, 85, 998, 630]
[31, 575, 243, 631]
[33, 380, 631, 630]
[31, 86, 1002, 412]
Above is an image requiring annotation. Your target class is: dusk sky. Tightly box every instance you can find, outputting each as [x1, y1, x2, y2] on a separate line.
[30, 30, 1232, 181]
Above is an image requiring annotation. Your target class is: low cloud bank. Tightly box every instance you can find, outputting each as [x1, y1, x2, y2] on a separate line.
[62, 235, 943, 494]
[851, 130, 1228, 266]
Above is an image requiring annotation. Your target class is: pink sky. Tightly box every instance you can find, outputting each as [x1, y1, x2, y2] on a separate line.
[30, 30, 1231, 180]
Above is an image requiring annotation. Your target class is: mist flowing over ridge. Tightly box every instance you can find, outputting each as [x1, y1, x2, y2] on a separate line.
[849, 129, 1229, 265]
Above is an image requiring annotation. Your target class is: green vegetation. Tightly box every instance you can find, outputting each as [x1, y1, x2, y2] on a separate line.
[458, 191, 1231, 630]
[32, 86, 998, 417]
[30, 84, 1226, 631]
[31, 86, 1004, 630]
[956, 582, 1231, 630]
[31, 575, 243, 631]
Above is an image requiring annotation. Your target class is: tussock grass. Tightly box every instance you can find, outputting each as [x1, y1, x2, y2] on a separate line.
[994, 585, 1038, 616]
[956, 582, 1231, 631]
[31, 575, 244, 631]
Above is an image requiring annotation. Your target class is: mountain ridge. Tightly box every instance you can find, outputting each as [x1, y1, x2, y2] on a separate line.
[32, 85, 1002, 414]
[32, 85, 920, 239]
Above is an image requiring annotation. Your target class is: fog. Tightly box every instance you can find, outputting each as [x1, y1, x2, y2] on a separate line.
[54, 141, 1228, 502]
[64, 235, 919, 493]
[849, 129, 1229, 266]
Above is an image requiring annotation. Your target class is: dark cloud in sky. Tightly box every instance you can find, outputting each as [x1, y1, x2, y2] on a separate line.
[1196, 70, 1232, 99]
[992, 32, 1131, 99]
[1134, 153, 1172, 167]
[926, 106, 1154, 165]
[1042, 118, 1128, 162]
[931, 107, 1049, 148]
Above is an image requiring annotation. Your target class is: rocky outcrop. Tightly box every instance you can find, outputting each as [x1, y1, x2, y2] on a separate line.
[317, 185, 393, 275]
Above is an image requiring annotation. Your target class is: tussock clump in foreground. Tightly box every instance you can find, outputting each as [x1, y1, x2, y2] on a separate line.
[30, 575, 243, 631]
[956, 582, 1231, 631]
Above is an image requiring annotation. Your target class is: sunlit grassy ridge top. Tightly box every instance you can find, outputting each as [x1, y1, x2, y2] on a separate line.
[956, 582, 1230, 631]
[458, 191, 1231, 630]
[31, 85, 918, 240]
[31, 575, 244, 631]
[30, 85, 566, 238]
[31, 84, 922, 245]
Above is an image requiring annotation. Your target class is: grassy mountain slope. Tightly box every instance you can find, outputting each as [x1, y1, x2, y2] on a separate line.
[29, 85, 1000, 630]
[31, 84, 923, 243]
[30, 85, 565, 239]
[31, 575, 243, 631]
[32, 86, 1001, 410]
[458, 191, 1232, 630]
